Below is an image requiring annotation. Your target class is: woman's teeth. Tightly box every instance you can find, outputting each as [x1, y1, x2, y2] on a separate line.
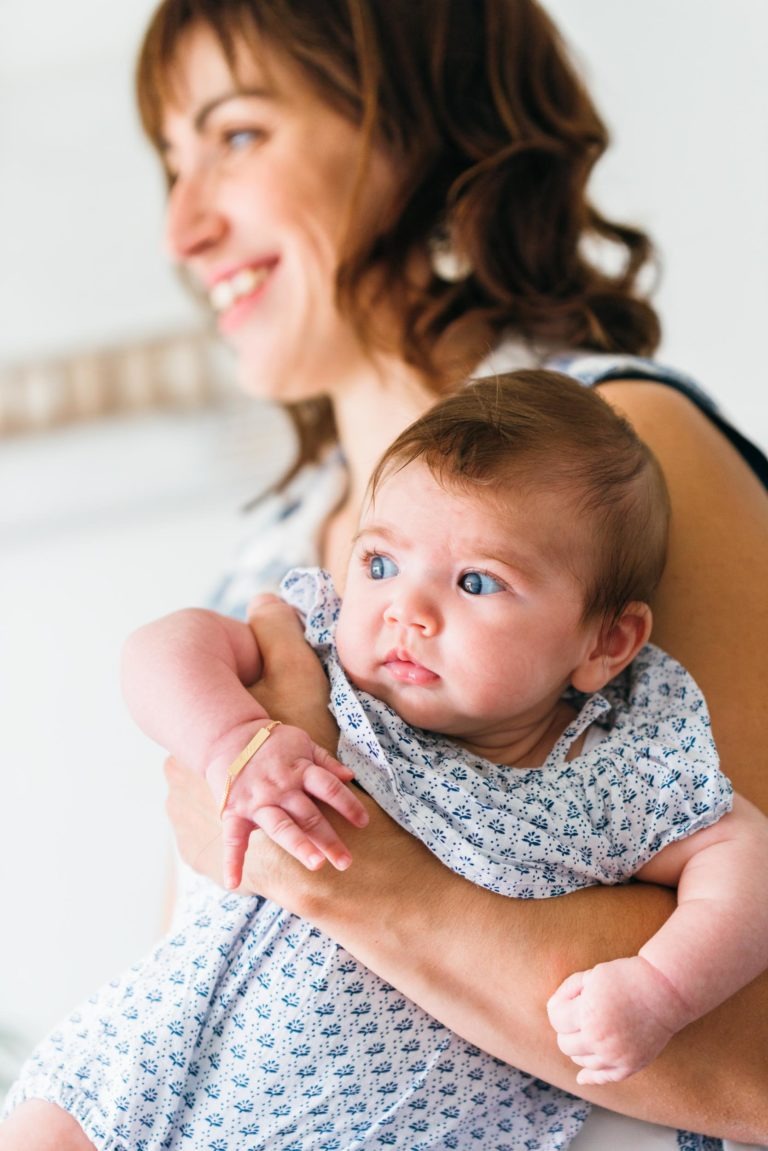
[209, 266, 270, 312]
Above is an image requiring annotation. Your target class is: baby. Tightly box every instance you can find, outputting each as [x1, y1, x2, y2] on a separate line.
[123, 369, 768, 1087]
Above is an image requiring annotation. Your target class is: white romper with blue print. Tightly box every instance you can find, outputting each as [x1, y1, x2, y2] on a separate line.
[6, 564, 730, 1151]
[5, 350, 738, 1151]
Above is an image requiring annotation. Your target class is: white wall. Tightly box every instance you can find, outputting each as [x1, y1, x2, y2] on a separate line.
[0, 0, 193, 360]
[544, 0, 768, 444]
[1, 0, 766, 1075]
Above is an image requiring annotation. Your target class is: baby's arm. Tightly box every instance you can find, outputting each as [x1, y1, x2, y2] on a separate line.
[547, 793, 768, 1085]
[122, 607, 367, 887]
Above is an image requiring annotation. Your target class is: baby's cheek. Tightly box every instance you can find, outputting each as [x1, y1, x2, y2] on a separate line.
[335, 614, 366, 681]
[334, 613, 351, 665]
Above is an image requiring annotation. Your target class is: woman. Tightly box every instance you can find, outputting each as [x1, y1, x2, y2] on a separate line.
[3, 0, 767, 1147]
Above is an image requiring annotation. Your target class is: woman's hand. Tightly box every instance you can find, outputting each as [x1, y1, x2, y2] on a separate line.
[244, 593, 339, 749]
[164, 756, 225, 885]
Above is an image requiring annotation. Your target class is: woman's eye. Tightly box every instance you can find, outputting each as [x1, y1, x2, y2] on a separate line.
[460, 571, 504, 595]
[224, 128, 263, 151]
[369, 554, 398, 580]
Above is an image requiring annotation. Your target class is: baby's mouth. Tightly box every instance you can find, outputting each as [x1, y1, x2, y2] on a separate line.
[383, 650, 439, 685]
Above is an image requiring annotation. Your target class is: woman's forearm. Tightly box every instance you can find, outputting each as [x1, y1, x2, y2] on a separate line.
[241, 795, 768, 1141]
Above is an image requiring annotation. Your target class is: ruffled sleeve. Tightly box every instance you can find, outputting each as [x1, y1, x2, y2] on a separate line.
[573, 645, 733, 882]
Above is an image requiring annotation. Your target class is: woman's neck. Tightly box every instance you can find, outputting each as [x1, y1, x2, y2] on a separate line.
[320, 359, 435, 589]
[334, 359, 436, 514]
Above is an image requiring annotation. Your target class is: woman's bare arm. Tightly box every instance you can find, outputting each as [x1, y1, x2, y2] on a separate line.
[166, 382, 768, 1139]
[596, 380, 768, 807]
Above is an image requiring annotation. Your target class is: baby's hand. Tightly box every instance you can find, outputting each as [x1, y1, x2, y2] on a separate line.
[212, 723, 369, 889]
[546, 955, 690, 1085]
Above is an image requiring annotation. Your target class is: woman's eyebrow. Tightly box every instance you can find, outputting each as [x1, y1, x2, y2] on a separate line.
[159, 88, 277, 154]
[193, 87, 276, 132]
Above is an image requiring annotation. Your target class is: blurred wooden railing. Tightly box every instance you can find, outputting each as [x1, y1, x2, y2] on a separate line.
[0, 329, 235, 437]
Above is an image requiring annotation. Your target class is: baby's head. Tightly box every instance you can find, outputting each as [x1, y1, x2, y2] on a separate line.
[370, 369, 670, 631]
[335, 370, 668, 742]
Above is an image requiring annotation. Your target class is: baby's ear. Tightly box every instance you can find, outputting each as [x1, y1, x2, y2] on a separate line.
[571, 602, 653, 694]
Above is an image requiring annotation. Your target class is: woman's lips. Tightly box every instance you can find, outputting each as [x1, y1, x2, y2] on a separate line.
[208, 262, 277, 333]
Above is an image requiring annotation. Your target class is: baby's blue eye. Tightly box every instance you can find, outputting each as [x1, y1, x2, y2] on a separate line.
[460, 571, 504, 595]
[369, 554, 398, 580]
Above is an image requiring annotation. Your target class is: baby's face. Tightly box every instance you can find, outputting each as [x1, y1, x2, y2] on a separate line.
[335, 461, 602, 748]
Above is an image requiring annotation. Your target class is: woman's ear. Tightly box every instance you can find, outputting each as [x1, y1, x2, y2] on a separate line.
[571, 602, 653, 693]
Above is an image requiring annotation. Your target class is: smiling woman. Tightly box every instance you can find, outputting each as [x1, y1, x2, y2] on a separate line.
[150, 21, 404, 410]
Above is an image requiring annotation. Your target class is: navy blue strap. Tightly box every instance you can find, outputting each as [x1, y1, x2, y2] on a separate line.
[547, 352, 768, 489]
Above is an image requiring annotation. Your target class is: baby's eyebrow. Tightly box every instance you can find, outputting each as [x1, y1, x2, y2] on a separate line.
[352, 523, 398, 545]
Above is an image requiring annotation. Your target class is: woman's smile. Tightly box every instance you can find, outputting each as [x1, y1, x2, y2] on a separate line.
[207, 260, 278, 333]
[207, 261, 276, 317]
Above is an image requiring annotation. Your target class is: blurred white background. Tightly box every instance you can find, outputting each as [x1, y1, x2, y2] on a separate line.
[0, 0, 766, 1078]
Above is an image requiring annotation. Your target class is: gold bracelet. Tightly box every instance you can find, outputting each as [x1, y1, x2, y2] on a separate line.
[218, 720, 282, 817]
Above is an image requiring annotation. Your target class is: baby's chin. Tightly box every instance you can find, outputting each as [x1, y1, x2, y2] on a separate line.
[343, 662, 463, 734]
[372, 687, 456, 735]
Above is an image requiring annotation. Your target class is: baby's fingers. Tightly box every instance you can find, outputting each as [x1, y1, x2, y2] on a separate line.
[304, 759, 369, 828]
[256, 793, 352, 871]
[220, 812, 254, 891]
[576, 1066, 629, 1087]
[312, 743, 355, 781]
[546, 970, 586, 1034]
[555, 1032, 623, 1082]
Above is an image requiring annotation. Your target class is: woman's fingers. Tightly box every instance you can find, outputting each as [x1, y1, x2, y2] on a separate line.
[163, 756, 225, 884]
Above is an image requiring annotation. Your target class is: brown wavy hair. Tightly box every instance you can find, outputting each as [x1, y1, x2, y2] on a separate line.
[137, 0, 661, 468]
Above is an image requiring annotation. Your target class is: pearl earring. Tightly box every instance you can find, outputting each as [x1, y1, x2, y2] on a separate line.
[428, 227, 473, 283]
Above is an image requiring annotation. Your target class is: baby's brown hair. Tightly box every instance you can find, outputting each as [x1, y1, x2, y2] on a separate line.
[370, 370, 670, 626]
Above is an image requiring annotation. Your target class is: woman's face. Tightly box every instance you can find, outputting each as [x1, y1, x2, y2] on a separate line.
[161, 24, 400, 403]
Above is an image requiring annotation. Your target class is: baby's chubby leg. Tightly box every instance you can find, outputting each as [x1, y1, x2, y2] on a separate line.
[0, 1100, 96, 1150]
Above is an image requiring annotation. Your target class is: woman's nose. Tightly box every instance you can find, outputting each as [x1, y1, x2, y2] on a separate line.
[164, 170, 227, 263]
[384, 587, 439, 636]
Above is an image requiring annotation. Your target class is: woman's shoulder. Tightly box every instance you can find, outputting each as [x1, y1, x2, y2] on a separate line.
[546, 348, 768, 488]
